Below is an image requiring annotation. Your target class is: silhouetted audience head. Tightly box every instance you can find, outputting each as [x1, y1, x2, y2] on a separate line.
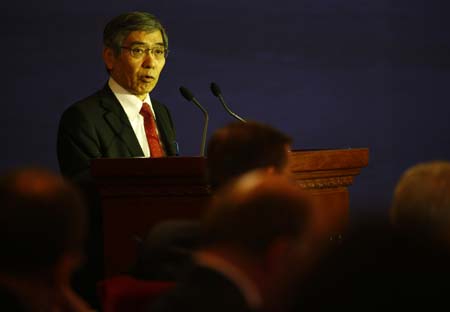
[133, 122, 293, 281]
[202, 170, 310, 254]
[293, 218, 450, 311]
[197, 170, 317, 311]
[0, 167, 90, 311]
[390, 160, 450, 239]
[206, 121, 292, 189]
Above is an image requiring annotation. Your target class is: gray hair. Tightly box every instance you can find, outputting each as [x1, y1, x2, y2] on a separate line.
[103, 11, 168, 56]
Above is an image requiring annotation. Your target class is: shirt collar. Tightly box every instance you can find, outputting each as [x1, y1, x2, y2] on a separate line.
[108, 77, 152, 121]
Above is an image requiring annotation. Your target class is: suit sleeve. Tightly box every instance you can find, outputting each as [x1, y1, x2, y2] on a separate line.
[57, 106, 102, 182]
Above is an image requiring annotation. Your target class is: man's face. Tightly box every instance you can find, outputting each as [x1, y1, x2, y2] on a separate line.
[103, 30, 166, 100]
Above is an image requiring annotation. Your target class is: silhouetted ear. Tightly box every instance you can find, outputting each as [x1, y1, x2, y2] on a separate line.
[102, 47, 115, 71]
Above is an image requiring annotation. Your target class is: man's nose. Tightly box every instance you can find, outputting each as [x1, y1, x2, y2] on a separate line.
[142, 52, 157, 67]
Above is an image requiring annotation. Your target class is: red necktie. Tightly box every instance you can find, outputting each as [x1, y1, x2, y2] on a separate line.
[140, 102, 165, 157]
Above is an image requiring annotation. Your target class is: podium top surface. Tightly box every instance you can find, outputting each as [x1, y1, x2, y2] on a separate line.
[90, 148, 369, 178]
[289, 148, 369, 172]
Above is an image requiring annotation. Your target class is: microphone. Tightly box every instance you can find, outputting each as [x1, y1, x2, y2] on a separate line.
[179, 86, 209, 156]
[172, 140, 180, 156]
[210, 82, 246, 122]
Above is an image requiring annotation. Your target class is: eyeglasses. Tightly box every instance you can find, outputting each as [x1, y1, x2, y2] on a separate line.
[121, 46, 168, 60]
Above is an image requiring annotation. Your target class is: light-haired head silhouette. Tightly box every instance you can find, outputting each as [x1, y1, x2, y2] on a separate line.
[390, 160, 450, 239]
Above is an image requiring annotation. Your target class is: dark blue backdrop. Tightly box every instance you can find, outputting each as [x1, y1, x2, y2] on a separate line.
[2, 0, 449, 220]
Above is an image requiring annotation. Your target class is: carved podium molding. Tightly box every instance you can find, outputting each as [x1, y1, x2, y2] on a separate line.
[290, 148, 368, 188]
[289, 148, 369, 242]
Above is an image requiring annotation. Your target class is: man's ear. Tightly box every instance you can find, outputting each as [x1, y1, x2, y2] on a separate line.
[102, 47, 115, 71]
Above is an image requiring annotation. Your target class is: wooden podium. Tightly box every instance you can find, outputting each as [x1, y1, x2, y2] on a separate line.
[91, 148, 368, 277]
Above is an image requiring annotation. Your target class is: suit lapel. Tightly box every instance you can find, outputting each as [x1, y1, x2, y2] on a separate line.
[153, 100, 176, 156]
[99, 85, 144, 157]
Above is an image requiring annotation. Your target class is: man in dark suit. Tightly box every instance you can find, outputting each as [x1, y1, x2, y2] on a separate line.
[57, 11, 177, 183]
[56, 11, 177, 308]
[150, 171, 318, 312]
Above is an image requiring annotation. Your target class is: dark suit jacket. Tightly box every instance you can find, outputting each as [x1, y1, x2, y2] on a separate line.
[57, 84, 177, 181]
[57, 84, 176, 308]
[150, 266, 257, 312]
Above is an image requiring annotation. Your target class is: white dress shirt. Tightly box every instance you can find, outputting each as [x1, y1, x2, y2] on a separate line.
[108, 77, 160, 157]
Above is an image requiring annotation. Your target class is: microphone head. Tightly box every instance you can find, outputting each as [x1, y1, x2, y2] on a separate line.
[179, 86, 194, 101]
[210, 82, 221, 97]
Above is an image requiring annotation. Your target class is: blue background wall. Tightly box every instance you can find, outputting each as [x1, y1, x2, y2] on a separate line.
[2, 0, 449, 220]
